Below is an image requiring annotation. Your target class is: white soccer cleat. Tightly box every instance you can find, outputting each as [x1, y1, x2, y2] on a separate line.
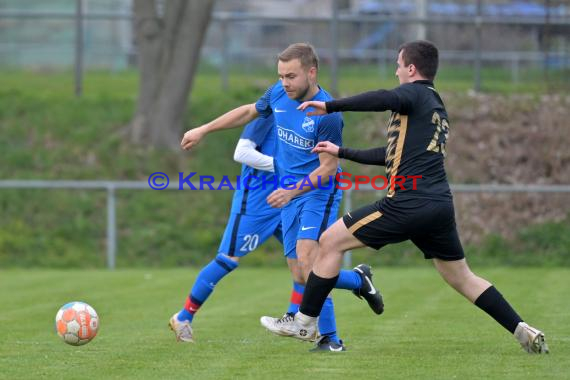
[260, 313, 297, 337]
[260, 312, 318, 342]
[169, 312, 194, 343]
[514, 322, 549, 354]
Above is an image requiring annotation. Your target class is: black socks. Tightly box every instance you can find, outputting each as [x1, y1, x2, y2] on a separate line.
[299, 271, 339, 318]
[474, 286, 523, 334]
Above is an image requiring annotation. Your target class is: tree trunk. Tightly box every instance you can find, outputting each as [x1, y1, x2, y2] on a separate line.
[131, 0, 215, 148]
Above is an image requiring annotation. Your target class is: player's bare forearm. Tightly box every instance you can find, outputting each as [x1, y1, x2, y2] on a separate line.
[181, 104, 259, 150]
[203, 104, 259, 134]
[292, 152, 338, 197]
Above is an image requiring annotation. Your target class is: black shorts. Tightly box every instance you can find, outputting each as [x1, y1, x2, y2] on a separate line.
[342, 197, 465, 261]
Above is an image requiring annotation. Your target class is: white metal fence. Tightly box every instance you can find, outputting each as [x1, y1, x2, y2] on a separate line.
[2, 180, 569, 269]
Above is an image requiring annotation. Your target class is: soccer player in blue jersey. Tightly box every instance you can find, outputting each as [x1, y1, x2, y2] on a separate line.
[171, 114, 359, 350]
[170, 115, 286, 343]
[181, 43, 383, 350]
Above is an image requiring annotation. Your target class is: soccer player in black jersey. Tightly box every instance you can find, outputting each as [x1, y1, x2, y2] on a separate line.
[269, 40, 549, 354]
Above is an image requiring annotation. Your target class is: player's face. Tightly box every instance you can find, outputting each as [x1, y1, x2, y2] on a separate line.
[396, 50, 413, 84]
[278, 59, 316, 100]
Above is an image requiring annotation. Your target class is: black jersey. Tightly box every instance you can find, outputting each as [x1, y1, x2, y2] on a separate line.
[327, 80, 451, 201]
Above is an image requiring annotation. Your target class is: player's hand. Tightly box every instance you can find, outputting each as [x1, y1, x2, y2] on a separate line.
[267, 188, 295, 208]
[311, 141, 340, 157]
[297, 101, 327, 116]
[181, 126, 207, 151]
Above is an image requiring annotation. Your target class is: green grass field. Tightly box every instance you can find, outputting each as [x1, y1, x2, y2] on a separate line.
[1, 267, 567, 379]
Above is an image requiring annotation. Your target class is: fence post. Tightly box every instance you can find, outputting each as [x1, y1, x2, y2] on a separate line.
[74, 0, 84, 98]
[473, 0, 483, 92]
[415, 0, 427, 40]
[511, 53, 520, 84]
[342, 187, 353, 269]
[330, 0, 339, 97]
[220, 14, 229, 91]
[106, 185, 116, 269]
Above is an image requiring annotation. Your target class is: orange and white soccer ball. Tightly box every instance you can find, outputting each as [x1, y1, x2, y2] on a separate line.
[55, 301, 99, 346]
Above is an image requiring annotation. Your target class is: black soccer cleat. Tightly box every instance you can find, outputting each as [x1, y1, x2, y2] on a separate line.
[352, 264, 384, 315]
[309, 335, 346, 352]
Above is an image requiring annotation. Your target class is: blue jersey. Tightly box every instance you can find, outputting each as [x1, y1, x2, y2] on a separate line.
[230, 115, 278, 215]
[255, 81, 343, 198]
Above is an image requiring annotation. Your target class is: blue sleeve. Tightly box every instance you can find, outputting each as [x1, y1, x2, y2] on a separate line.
[255, 84, 275, 117]
[240, 115, 274, 146]
[317, 113, 343, 146]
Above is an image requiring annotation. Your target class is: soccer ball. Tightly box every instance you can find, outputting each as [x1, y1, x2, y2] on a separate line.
[55, 301, 99, 346]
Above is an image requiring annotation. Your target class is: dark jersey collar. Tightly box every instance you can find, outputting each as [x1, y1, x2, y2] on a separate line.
[413, 79, 434, 86]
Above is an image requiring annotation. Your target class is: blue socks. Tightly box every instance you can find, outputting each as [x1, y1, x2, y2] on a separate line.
[178, 254, 238, 322]
[177, 254, 347, 347]
[318, 297, 341, 344]
[288, 282, 305, 314]
[334, 269, 363, 290]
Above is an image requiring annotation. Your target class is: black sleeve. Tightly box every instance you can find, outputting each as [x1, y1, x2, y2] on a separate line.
[325, 86, 416, 115]
[338, 146, 387, 166]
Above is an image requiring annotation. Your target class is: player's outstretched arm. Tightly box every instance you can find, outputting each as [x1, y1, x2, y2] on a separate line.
[314, 141, 387, 166]
[339, 146, 387, 166]
[181, 104, 259, 150]
[324, 89, 409, 114]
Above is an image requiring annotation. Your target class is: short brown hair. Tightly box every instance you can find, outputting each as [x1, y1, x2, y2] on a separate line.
[398, 40, 439, 81]
[278, 43, 319, 70]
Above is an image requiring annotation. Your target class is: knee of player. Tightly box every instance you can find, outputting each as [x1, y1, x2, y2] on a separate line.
[318, 230, 336, 251]
[441, 269, 472, 290]
[291, 271, 305, 284]
[219, 253, 240, 264]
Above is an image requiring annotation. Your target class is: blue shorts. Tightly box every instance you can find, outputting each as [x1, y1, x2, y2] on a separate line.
[218, 212, 283, 257]
[281, 193, 341, 259]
